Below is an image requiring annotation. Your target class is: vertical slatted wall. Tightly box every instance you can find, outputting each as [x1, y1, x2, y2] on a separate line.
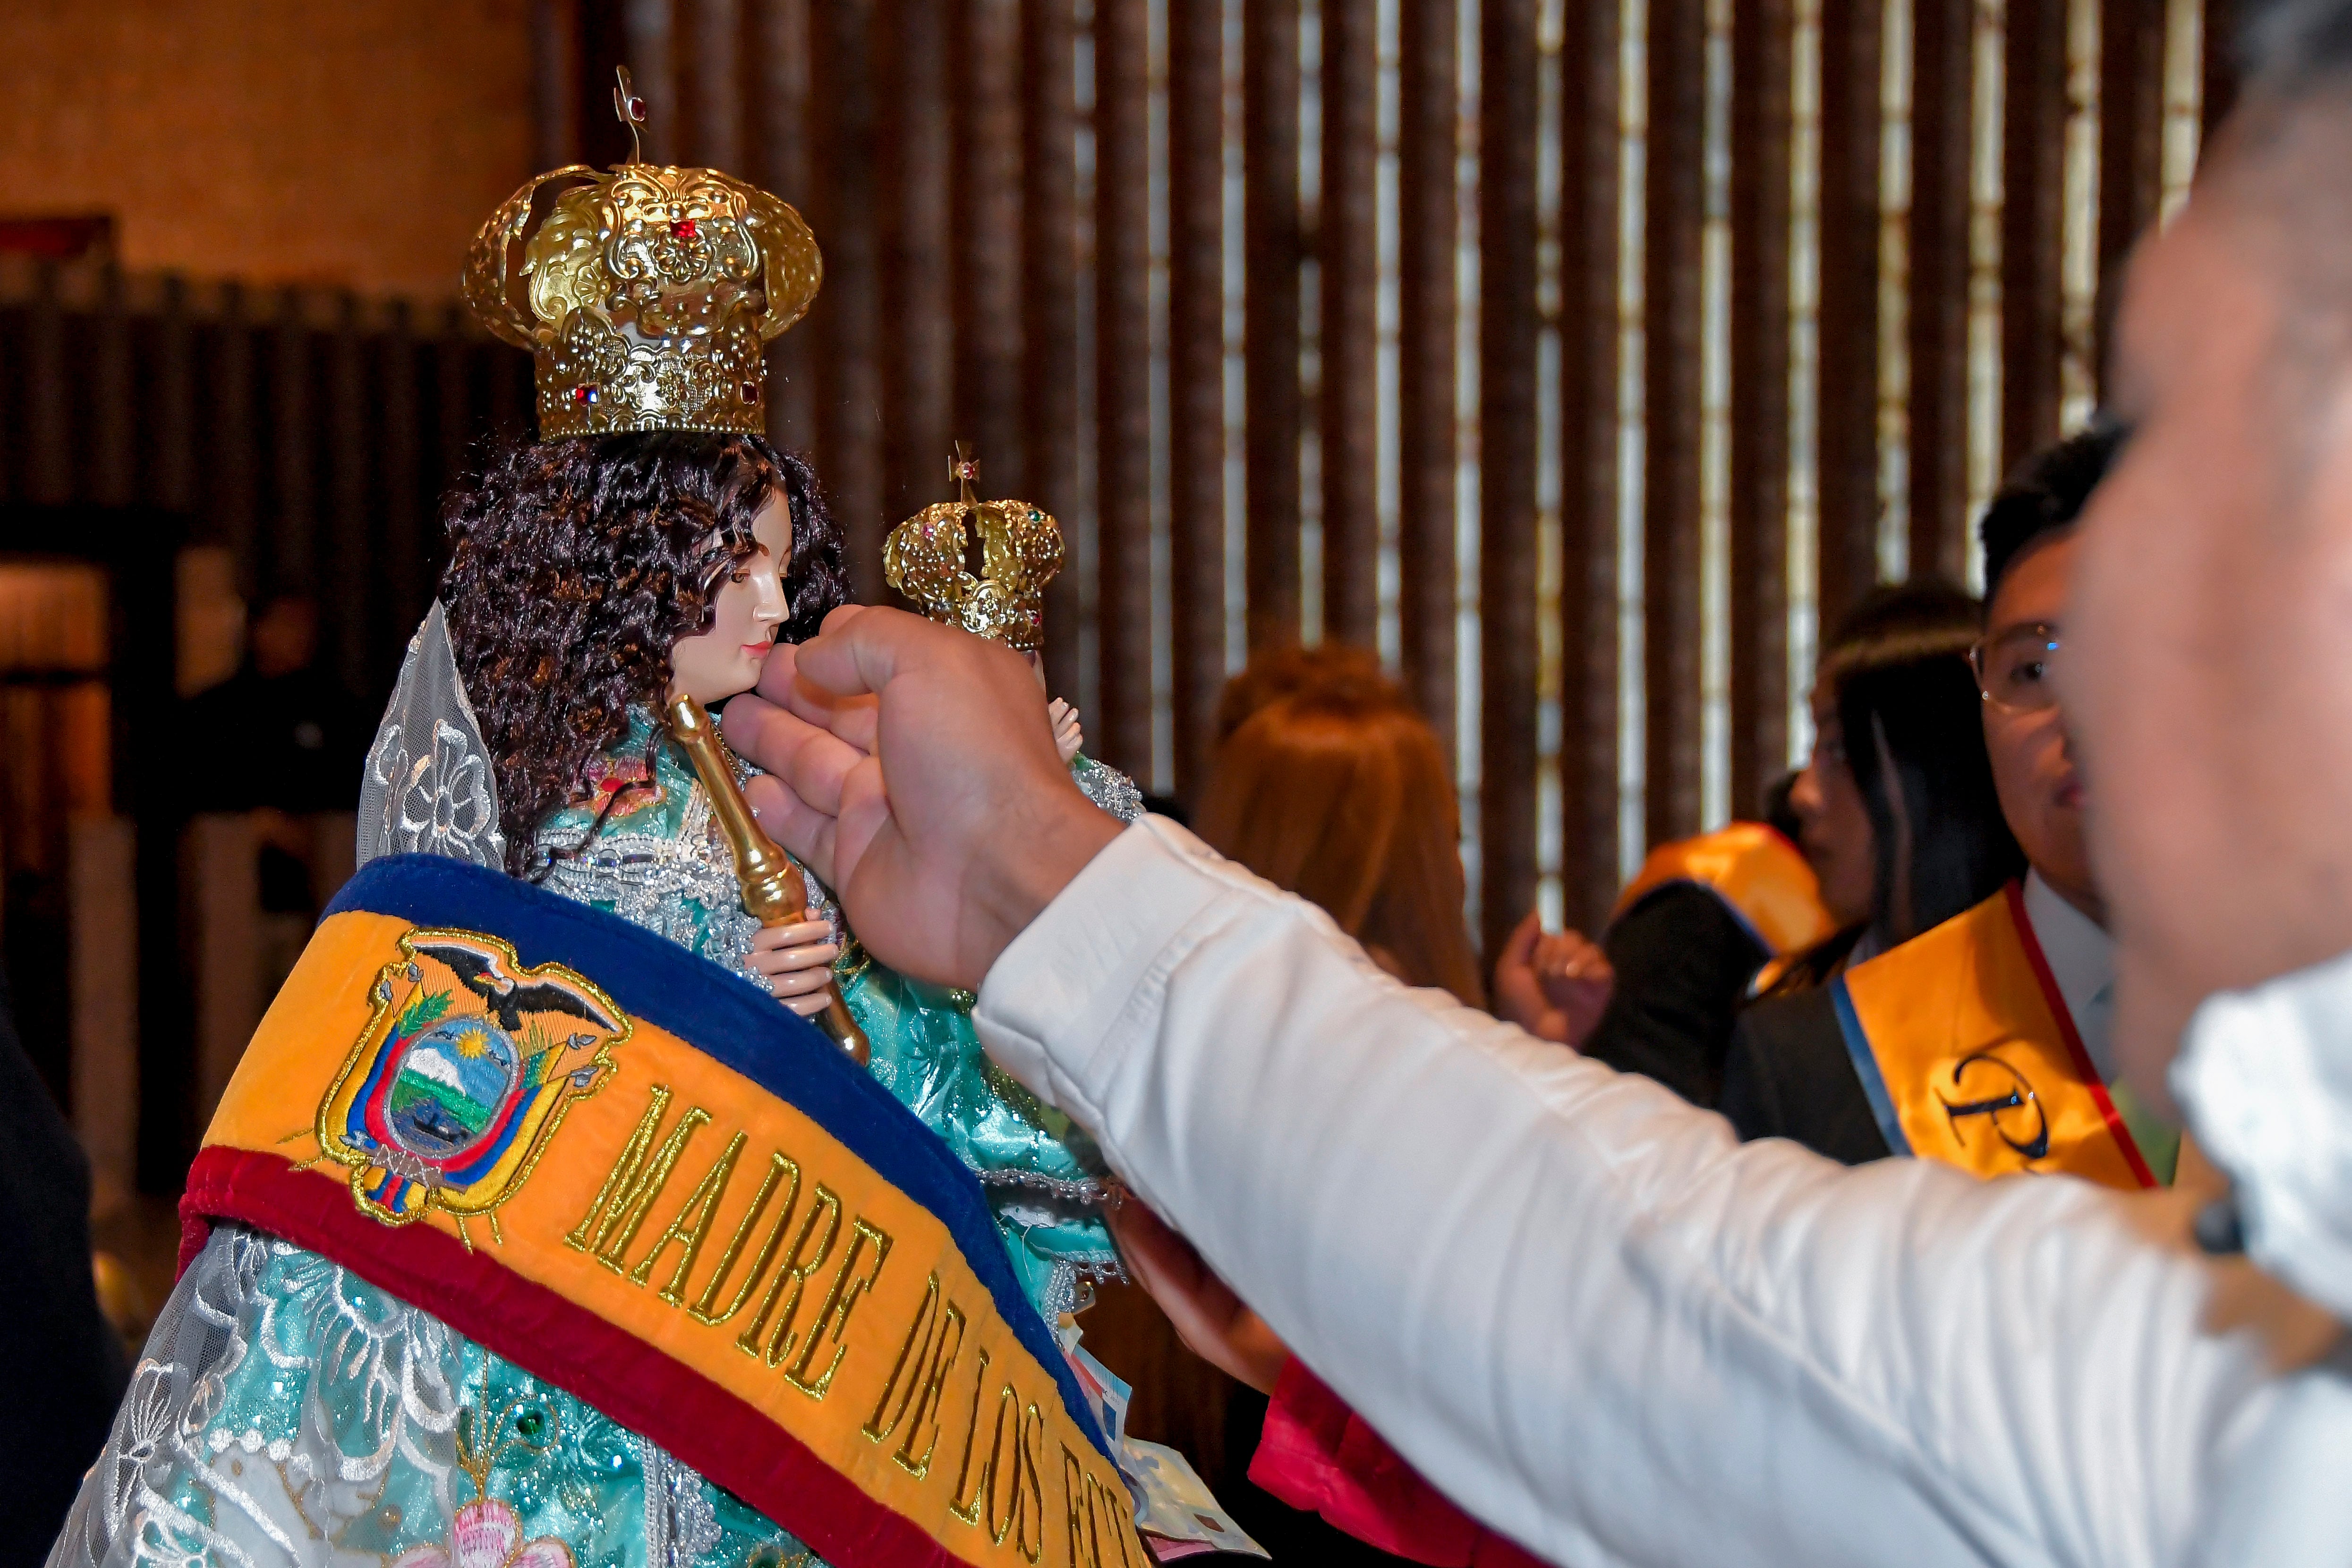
[0, 0, 2225, 967]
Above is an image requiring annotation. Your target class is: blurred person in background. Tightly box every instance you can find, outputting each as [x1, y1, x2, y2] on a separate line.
[1490, 583, 1984, 1104]
[180, 593, 368, 818]
[1720, 428, 2188, 1192]
[178, 593, 370, 986]
[1195, 649, 1484, 1007]
[1167, 648, 1490, 1563]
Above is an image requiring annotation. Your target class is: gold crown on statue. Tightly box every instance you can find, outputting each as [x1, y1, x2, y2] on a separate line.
[884, 444, 1065, 656]
[462, 68, 823, 438]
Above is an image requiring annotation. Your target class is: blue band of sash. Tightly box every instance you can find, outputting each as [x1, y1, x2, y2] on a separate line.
[1829, 975, 1914, 1158]
[326, 853, 1113, 1464]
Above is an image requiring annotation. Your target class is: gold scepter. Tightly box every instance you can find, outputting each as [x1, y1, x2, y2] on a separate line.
[665, 692, 871, 1065]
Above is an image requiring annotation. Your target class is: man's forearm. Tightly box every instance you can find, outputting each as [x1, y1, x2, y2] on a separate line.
[976, 820, 2276, 1567]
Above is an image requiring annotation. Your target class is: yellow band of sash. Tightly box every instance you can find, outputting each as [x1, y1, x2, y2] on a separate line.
[1612, 823, 1836, 959]
[1836, 886, 2155, 1191]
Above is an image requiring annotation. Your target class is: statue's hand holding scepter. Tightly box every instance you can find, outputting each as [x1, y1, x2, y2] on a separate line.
[667, 691, 872, 1064]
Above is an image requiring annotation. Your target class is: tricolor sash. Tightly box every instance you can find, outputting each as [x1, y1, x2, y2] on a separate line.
[1829, 882, 2158, 1190]
[186, 854, 1150, 1568]
[1612, 822, 1836, 960]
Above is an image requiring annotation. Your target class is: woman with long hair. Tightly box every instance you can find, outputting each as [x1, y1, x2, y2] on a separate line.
[1768, 582, 2024, 993]
[1193, 647, 1483, 1006]
[1719, 596, 2027, 1159]
[1102, 648, 1525, 1567]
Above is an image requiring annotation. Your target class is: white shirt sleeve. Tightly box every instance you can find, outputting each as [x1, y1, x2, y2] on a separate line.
[973, 819, 2282, 1568]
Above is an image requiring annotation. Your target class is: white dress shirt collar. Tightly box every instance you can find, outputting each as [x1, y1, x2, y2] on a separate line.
[2021, 870, 2116, 1082]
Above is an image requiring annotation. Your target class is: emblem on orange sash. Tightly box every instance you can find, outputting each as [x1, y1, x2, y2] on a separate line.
[318, 929, 630, 1228]
[1830, 883, 2157, 1190]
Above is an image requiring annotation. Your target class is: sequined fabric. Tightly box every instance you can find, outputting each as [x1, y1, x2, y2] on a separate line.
[47, 1227, 808, 1568]
[530, 710, 765, 984]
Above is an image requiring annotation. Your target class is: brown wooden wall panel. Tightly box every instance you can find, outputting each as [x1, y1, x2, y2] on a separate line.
[24, 273, 68, 506]
[213, 286, 259, 595]
[1397, 0, 1459, 758]
[1023, 0, 1084, 700]
[534, 0, 583, 168]
[751, 0, 817, 452]
[623, 0, 679, 164]
[952, 0, 1028, 487]
[1815, 0, 1883, 627]
[1730, 0, 1793, 822]
[680, 0, 745, 170]
[810, 0, 888, 598]
[1169, 0, 1228, 798]
[1244, 0, 1304, 651]
[1560, 0, 1623, 932]
[1646, 0, 1707, 847]
[2005, 0, 2069, 471]
[325, 300, 370, 696]
[878, 0, 954, 523]
[92, 272, 133, 511]
[379, 305, 426, 662]
[2097, 0, 2164, 398]
[1320, 0, 1380, 649]
[1909, 0, 1975, 582]
[1094, 0, 1155, 777]
[151, 278, 196, 515]
[1480, 0, 1540, 959]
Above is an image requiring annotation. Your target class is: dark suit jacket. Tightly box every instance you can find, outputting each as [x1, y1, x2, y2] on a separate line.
[1578, 883, 1772, 1107]
[1717, 986, 1896, 1165]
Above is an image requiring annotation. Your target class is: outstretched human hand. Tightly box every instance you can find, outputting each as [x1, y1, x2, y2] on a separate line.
[724, 606, 1124, 990]
[1491, 912, 1614, 1047]
[1105, 1198, 1291, 1396]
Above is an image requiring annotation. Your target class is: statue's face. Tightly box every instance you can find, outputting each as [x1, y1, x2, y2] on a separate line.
[669, 489, 792, 705]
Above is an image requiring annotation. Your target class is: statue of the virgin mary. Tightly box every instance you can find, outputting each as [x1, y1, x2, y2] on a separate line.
[45, 81, 1180, 1568]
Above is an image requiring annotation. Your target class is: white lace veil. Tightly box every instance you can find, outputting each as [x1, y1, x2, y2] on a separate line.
[357, 601, 509, 871]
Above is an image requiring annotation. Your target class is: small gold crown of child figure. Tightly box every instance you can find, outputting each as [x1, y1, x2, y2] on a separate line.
[462, 68, 822, 438]
[884, 444, 1065, 656]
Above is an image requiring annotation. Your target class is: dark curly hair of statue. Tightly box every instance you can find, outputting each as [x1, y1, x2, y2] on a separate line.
[439, 431, 851, 874]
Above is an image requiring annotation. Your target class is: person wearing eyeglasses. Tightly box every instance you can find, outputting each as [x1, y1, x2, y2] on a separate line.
[1715, 427, 2192, 1191]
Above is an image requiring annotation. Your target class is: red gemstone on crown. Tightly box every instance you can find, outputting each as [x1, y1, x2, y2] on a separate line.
[672, 218, 699, 240]
[741, 381, 761, 404]
[572, 385, 599, 405]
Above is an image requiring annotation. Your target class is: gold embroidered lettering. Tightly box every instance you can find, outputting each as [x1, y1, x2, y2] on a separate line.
[863, 1271, 940, 1441]
[886, 1294, 965, 1476]
[1061, 1447, 1099, 1568]
[1011, 1401, 1048, 1563]
[565, 1087, 714, 1270]
[944, 1350, 998, 1528]
[687, 1151, 800, 1326]
[1095, 1470, 1140, 1568]
[785, 1218, 894, 1399]
[630, 1130, 746, 1302]
[735, 1183, 841, 1365]
[954, 1381, 1022, 1541]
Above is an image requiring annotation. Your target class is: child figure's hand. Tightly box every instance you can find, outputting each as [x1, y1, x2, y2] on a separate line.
[1048, 698, 1084, 764]
[747, 919, 841, 1017]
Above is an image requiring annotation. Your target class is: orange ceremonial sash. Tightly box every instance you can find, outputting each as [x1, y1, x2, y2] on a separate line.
[1829, 882, 2159, 1190]
[1612, 822, 1837, 960]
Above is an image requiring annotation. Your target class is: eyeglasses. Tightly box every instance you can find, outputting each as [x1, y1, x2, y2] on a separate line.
[1969, 623, 2062, 714]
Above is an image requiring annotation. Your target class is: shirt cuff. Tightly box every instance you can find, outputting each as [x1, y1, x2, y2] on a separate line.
[971, 816, 1239, 1127]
